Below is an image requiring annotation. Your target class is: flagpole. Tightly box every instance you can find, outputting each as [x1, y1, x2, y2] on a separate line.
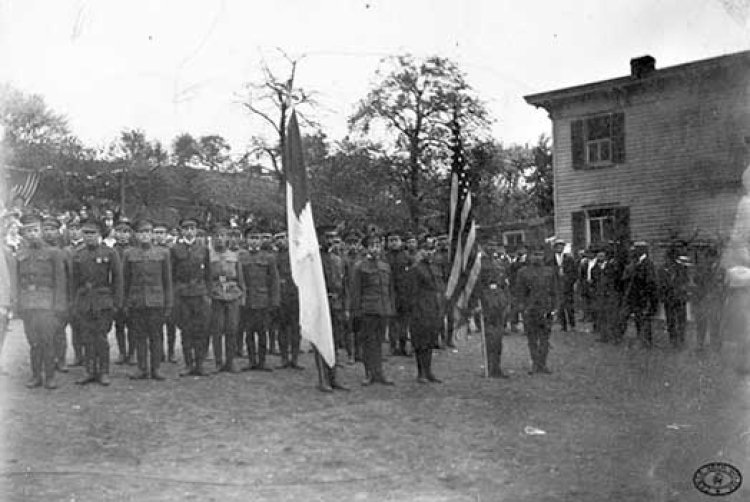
[478, 300, 489, 378]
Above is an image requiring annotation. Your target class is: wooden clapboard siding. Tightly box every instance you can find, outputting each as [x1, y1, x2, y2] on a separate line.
[528, 51, 750, 254]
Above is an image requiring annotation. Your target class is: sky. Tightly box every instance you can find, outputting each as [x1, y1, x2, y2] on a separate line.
[0, 0, 748, 160]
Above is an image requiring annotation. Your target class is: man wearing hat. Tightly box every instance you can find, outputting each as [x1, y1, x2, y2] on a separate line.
[112, 217, 135, 364]
[122, 219, 173, 380]
[170, 217, 211, 376]
[71, 219, 123, 386]
[208, 223, 245, 373]
[620, 241, 658, 348]
[153, 221, 178, 363]
[274, 231, 304, 370]
[550, 239, 577, 332]
[15, 214, 68, 389]
[41, 216, 72, 373]
[659, 243, 692, 349]
[385, 230, 412, 357]
[515, 247, 556, 374]
[343, 229, 364, 362]
[508, 245, 529, 334]
[63, 219, 85, 367]
[432, 234, 454, 348]
[474, 242, 511, 378]
[239, 226, 280, 371]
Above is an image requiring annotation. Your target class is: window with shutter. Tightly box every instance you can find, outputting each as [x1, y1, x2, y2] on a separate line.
[572, 212, 585, 251]
[571, 120, 585, 170]
[570, 112, 626, 169]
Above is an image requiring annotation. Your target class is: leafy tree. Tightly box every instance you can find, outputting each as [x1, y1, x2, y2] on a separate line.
[349, 54, 491, 228]
[524, 135, 554, 217]
[172, 133, 200, 167]
[197, 134, 230, 171]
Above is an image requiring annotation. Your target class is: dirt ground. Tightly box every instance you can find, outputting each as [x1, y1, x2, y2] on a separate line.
[1, 317, 749, 502]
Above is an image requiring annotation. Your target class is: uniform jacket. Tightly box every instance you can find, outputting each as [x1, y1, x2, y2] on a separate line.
[592, 259, 619, 303]
[170, 240, 210, 297]
[351, 256, 396, 317]
[123, 244, 173, 309]
[321, 250, 348, 311]
[208, 247, 245, 302]
[405, 257, 444, 332]
[386, 249, 413, 313]
[475, 255, 510, 313]
[515, 263, 555, 312]
[239, 249, 279, 309]
[71, 243, 123, 314]
[14, 242, 68, 312]
[622, 255, 658, 311]
[276, 248, 299, 307]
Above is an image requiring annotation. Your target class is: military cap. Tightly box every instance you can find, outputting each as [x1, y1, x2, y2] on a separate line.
[403, 232, 416, 242]
[345, 230, 362, 243]
[486, 240, 501, 248]
[316, 224, 338, 235]
[133, 219, 154, 232]
[243, 224, 259, 237]
[385, 229, 402, 238]
[115, 217, 132, 230]
[67, 218, 81, 229]
[361, 234, 381, 248]
[80, 218, 103, 233]
[212, 221, 231, 234]
[435, 234, 449, 241]
[178, 217, 197, 228]
[41, 216, 61, 229]
[151, 221, 168, 230]
[20, 213, 42, 227]
[553, 238, 566, 246]
[274, 231, 287, 240]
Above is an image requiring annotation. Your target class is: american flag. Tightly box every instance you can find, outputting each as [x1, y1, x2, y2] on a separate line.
[10, 169, 41, 206]
[444, 121, 481, 317]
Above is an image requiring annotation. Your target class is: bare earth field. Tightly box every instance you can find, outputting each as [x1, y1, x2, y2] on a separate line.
[1, 319, 749, 502]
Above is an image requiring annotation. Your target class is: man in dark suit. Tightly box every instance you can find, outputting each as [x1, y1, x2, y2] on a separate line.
[549, 239, 577, 332]
[620, 241, 659, 348]
[516, 248, 556, 374]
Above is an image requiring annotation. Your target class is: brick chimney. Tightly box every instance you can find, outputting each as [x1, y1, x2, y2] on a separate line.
[630, 55, 656, 79]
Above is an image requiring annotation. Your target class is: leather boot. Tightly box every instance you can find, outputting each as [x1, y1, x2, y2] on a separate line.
[180, 349, 195, 377]
[27, 346, 43, 388]
[416, 350, 427, 383]
[315, 352, 333, 392]
[425, 349, 442, 383]
[330, 367, 349, 391]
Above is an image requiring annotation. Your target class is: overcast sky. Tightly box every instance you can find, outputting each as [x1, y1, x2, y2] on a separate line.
[1, 0, 748, 158]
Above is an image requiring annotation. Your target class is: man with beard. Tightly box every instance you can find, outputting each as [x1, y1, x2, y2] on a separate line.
[72, 219, 122, 386]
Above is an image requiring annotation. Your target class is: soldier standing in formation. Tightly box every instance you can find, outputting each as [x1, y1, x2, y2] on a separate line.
[274, 232, 304, 370]
[343, 230, 364, 362]
[385, 230, 412, 356]
[15, 214, 68, 389]
[620, 241, 658, 348]
[72, 219, 122, 386]
[153, 221, 178, 364]
[113, 218, 135, 365]
[41, 217, 71, 373]
[508, 245, 528, 333]
[516, 248, 555, 374]
[207, 223, 245, 373]
[351, 235, 395, 386]
[475, 242, 510, 378]
[170, 218, 211, 377]
[405, 239, 444, 383]
[63, 219, 85, 366]
[239, 228, 279, 372]
[123, 219, 173, 380]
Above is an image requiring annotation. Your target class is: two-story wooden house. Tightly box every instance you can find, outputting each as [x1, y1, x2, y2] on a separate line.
[525, 50, 750, 259]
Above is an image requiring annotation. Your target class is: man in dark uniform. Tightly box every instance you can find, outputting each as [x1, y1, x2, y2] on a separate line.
[660, 245, 692, 349]
[343, 229, 364, 363]
[171, 217, 211, 377]
[351, 234, 396, 386]
[385, 230, 412, 356]
[516, 248, 555, 374]
[41, 216, 71, 373]
[15, 214, 68, 389]
[274, 232, 304, 370]
[153, 221, 178, 364]
[112, 217, 136, 365]
[239, 228, 279, 371]
[71, 219, 123, 386]
[261, 232, 279, 355]
[475, 242, 511, 378]
[63, 219, 85, 367]
[508, 245, 529, 333]
[123, 219, 173, 380]
[592, 246, 619, 343]
[432, 234, 453, 348]
[620, 241, 659, 348]
[550, 239, 577, 332]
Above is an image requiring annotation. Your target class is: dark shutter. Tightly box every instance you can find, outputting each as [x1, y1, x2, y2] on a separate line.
[611, 112, 625, 164]
[571, 119, 585, 169]
[572, 211, 586, 251]
[613, 206, 630, 244]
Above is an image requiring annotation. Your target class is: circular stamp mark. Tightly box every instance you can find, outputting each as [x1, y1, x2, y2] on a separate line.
[693, 462, 742, 496]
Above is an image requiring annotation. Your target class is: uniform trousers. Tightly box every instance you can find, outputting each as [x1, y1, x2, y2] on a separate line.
[176, 296, 209, 370]
[78, 310, 114, 376]
[665, 300, 687, 347]
[277, 305, 301, 365]
[331, 308, 348, 358]
[524, 309, 551, 370]
[483, 311, 506, 377]
[114, 309, 134, 360]
[243, 308, 271, 367]
[129, 308, 165, 375]
[210, 300, 239, 369]
[359, 315, 387, 380]
[22, 309, 58, 383]
[54, 313, 69, 367]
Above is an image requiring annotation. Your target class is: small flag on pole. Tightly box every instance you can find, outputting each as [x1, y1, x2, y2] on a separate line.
[284, 111, 336, 367]
[10, 169, 41, 206]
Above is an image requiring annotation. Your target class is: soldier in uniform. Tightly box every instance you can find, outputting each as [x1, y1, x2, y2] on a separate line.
[516, 248, 555, 374]
[15, 214, 68, 389]
[41, 216, 71, 374]
[475, 242, 511, 378]
[123, 219, 173, 380]
[208, 223, 245, 373]
[113, 218, 136, 365]
[351, 234, 396, 386]
[239, 228, 280, 372]
[385, 230, 412, 356]
[405, 239, 444, 383]
[432, 234, 452, 348]
[274, 232, 304, 370]
[508, 245, 529, 333]
[171, 217, 211, 377]
[153, 221, 178, 363]
[343, 230, 364, 363]
[620, 241, 659, 348]
[550, 239, 577, 332]
[63, 219, 85, 366]
[71, 219, 122, 386]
